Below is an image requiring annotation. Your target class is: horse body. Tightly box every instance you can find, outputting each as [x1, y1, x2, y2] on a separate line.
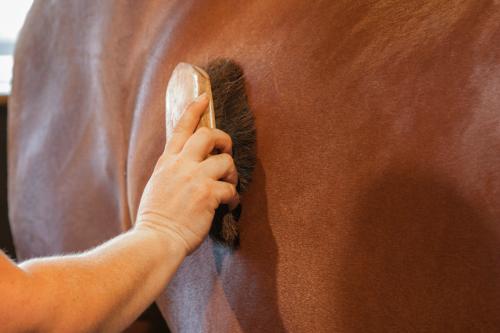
[9, 1, 500, 331]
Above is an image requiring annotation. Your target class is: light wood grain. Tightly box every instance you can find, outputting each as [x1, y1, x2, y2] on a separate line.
[165, 63, 216, 141]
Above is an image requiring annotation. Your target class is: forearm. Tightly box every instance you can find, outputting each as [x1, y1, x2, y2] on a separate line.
[1, 96, 237, 332]
[18, 227, 186, 332]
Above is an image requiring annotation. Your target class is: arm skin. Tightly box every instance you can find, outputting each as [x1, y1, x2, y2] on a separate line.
[0, 94, 239, 332]
[0, 227, 184, 332]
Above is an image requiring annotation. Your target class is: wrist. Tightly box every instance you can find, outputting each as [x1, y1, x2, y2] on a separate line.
[132, 221, 188, 260]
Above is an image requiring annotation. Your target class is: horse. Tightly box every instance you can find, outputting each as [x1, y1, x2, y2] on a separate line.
[9, 1, 500, 331]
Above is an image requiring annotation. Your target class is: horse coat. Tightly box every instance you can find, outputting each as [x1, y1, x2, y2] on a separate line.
[8, 1, 500, 331]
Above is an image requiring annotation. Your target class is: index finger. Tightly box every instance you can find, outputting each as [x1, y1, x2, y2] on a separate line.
[165, 94, 209, 154]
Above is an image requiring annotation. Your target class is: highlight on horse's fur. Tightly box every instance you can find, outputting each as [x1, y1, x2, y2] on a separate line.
[204, 59, 256, 248]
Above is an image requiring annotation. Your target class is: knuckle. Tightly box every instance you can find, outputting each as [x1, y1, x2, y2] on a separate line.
[220, 153, 233, 166]
[196, 180, 212, 201]
[181, 170, 193, 183]
[170, 156, 183, 170]
[216, 129, 233, 152]
[220, 130, 232, 145]
[227, 183, 237, 197]
[196, 126, 212, 138]
[225, 132, 233, 145]
[168, 157, 193, 180]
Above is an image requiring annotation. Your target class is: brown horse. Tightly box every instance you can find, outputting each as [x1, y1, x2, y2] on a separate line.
[9, 1, 500, 331]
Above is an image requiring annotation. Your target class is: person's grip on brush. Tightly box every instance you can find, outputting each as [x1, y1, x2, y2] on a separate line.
[0, 94, 239, 332]
[136, 93, 240, 254]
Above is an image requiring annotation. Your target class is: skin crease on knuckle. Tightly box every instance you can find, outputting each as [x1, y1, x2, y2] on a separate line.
[164, 156, 191, 180]
[218, 131, 233, 154]
[226, 182, 237, 201]
[216, 153, 236, 184]
[225, 154, 237, 178]
[209, 129, 232, 155]
[195, 127, 212, 144]
[220, 152, 233, 166]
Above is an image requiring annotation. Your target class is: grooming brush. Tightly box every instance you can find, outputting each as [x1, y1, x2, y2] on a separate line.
[165, 63, 216, 138]
[165, 59, 256, 248]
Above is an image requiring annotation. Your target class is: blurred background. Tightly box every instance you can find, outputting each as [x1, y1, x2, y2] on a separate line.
[0, 0, 32, 95]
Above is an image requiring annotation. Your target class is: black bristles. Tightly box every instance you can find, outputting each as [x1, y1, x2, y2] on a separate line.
[205, 59, 256, 248]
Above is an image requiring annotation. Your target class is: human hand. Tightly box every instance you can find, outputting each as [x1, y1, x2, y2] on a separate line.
[135, 94, 239, 255]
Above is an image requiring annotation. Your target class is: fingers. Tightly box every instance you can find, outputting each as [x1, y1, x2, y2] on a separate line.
[182, 127, 232, 161]
[166, 94, 209, 154]
[212, 181, 240, 210]
[201, 153, 238, 185]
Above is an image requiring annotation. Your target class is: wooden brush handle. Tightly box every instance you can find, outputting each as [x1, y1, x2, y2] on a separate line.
[165, 62, 216, 142]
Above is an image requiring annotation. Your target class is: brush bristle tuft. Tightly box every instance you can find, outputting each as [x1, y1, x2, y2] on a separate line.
[204, 59, 256, 248]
